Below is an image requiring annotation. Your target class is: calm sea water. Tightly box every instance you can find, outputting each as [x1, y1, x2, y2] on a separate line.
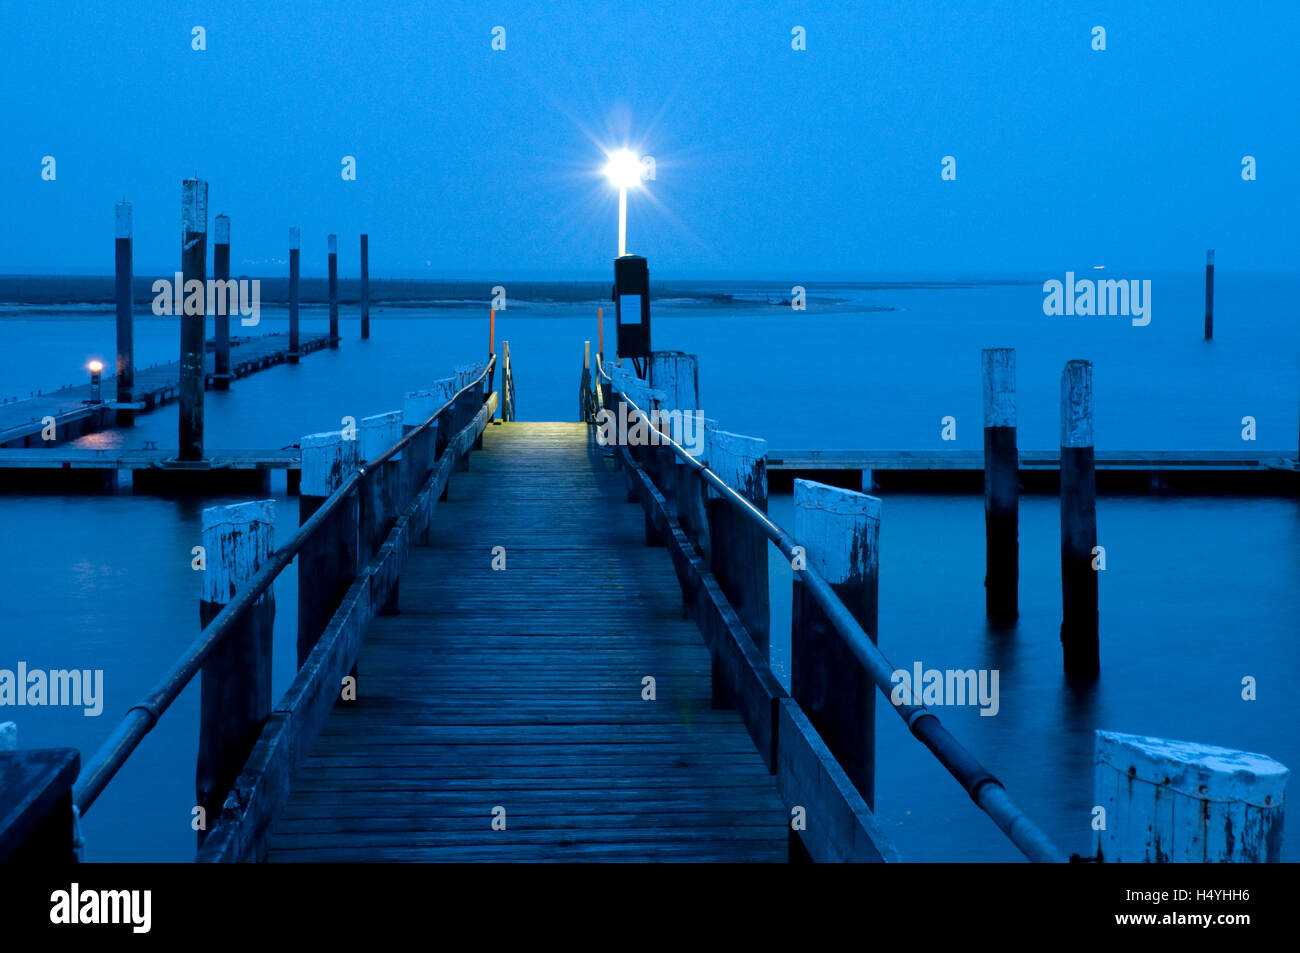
[0, 272, 1296, 860]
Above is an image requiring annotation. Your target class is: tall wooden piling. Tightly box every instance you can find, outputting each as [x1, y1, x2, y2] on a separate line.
[791, 478, 880, 810]
[1204, 249, 1215, 340]
[1060, 360, 1099, 678]
[212, 215, 232, 390]
[982, 348, 1018, 623]
[197, 499, 275, 844]
[178, 178, 208, 461]
[360, 233, 370, 339]
[113, 201, 134, 425]
[328, 234, 340, 347]
[288, 227, 301, 363]
[705, 425, 769, 658]
[297, 431, 360, 666]
[1094, 731, 1289, 862]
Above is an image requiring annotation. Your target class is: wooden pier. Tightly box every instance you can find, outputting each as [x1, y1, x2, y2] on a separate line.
[0, 332, 330, 450]
[268, 423, 786, 861]
[3, 342, 1291, 865]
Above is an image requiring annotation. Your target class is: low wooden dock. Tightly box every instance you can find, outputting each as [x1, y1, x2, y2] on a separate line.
[0, 332, 329, 450]
[767, 448, 1298, 492]
[268, 423, 787, 861]
[0, 448, 300, 492]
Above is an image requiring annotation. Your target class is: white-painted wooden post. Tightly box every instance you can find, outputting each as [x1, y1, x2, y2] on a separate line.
[792, 479, 881, 812]
[197, 499, 275, 844]
[297, 431, 360, 666]
[1094, 731, 1289, 862]
[361, 410, 402, 464]
[359, 410, 404, 559]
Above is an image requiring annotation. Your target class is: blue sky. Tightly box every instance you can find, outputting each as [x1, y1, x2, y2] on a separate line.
[0, 0, 1295, 277]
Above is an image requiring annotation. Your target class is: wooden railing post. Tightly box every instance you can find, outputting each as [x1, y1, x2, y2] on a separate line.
[359, 410, 402, 558]
[650, 350, 700, 523]
[704, 425, 770, 657]
[501, 341, 515, 422]
[1060, 360, 1099, 678]
[791, 478, 880, 810]
[197, 499, 275, 845]
[982, 348, 1018, 623]
[1094, 731, 1289, 861]
[297, 431, 360, 666]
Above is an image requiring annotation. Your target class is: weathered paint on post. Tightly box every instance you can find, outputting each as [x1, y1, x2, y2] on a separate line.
[288, 227, 301, 363]
[359, 411, 403, 591]
[1060, 360, 1099, 678]
[1204, 249, 1215, 340]
[649, 350, 700, 418]
[327, 233, 339, 347]
[792, 478, 880, 810]
[650, 350, 700, 527]
[359, 234, 370, 339]
[705, 425, 770, 658]
[197, 499, 275, 845]
[982, 348, 1018, 623]
[114, 202, 135, 424]
[360, 410, 402, 464]
[178, 178, 208, 461]
[1094, 731, 1289, 862]
[298, 430, 360, 666]
[212, 214, 232, 390]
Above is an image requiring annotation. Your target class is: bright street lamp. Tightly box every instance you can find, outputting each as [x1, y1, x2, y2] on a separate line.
[603, 149, 643, 258]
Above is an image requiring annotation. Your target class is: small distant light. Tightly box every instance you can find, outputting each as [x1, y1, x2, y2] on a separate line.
[88, 360, 104, 373]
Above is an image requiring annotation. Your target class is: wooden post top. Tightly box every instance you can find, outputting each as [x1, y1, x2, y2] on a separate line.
[705, 425, 767, 504]
[300, 431, 360, 497]
[115, 201, 132, 238]
[182, 179, 208, 233]
[328, 234, 337, 254]
[1060, 360, 1094, 448]
[361, 410, 402, 462]
[289, 227, 300, 250]
[213, 214, 230, 245]
[981, 348, 1016, 428]
[201, 499, 275, 604]
[1096, 731, 1288, 806]
[793, 478, 881, 583]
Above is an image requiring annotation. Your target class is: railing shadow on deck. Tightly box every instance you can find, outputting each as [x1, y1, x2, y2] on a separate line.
[46, 355, 499, 862]
[583, 350, 1066, 864]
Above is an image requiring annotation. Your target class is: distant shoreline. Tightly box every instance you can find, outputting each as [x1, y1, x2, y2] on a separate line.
[0, 274, 1039, 309]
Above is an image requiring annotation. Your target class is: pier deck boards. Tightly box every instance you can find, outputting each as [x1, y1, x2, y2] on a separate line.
[267, 422, 787, 862]
[0, 332, 330, 448]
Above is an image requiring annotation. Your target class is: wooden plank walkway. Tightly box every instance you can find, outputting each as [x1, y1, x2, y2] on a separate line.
[0, 332, 329, 448]
[267, 422, 787, 861]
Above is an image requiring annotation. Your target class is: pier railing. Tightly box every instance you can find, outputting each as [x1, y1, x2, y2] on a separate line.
[588, 352, 1066, 863]
[68, 355, 498, 858]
